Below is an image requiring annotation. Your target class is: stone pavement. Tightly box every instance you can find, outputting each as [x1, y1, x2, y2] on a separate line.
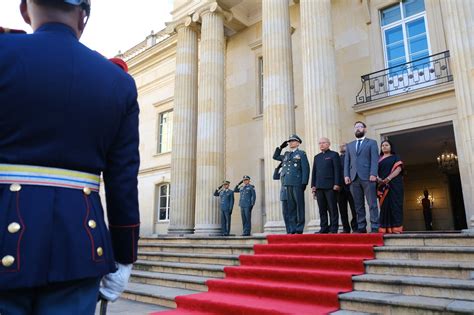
[95, 298, 170, 315]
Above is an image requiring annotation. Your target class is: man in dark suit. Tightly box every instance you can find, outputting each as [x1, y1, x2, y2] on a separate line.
[0, 1, 140, 313]
[273, 134, 310, 234]
[338, 143, 357, 233]
[311, 138, 341, 233]
[344, 121, 380, 233]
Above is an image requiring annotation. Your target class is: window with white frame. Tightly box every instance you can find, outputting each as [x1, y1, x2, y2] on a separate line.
[155, 183, 170, 221]
[257, 56, 264, 115]
[381, 0, 430, 75]
[158, 110, 173, 153]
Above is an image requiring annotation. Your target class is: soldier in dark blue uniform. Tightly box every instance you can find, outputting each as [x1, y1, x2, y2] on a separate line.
[273, 135, 310, 234]
[273, 162, 291, 234]
[213, 181, 234, 236]
[311, 138, 341, 233]
[234, 176, 256, 236]
[338, 143, 357, 233]
[0, 1, 140, 314]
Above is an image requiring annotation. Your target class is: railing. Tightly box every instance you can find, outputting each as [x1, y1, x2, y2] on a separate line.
[355, 51, 453, 105]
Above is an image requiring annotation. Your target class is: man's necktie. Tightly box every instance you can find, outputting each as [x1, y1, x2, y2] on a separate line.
[356, 139, 362, 153]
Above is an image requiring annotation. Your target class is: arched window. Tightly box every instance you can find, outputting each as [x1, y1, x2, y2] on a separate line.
[155, 183, 170, 221]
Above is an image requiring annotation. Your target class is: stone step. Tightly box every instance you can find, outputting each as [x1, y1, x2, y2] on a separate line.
[130, 269, 211, 292]
[122, 282, 198, 309]
[353, 274, 474, 301]
[383, 234, 474, 247]
[339, 291, 474, 314]
[364, 259, 474, 280]
[139, 236, 266, 245]
[374, 246, 474, 262]
[95, 298, 171, 315]
[134, 260, 226, 278]
[138, 243, 254, 255]
[137, 251, 240, 265]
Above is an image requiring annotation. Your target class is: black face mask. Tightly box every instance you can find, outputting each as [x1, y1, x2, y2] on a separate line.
[355, 130, 365, 138]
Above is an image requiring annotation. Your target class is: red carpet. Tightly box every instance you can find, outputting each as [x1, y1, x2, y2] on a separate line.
[154, 234, 383, 315]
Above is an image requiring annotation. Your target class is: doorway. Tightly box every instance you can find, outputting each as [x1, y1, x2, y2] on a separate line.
[384, 122, 467, 231]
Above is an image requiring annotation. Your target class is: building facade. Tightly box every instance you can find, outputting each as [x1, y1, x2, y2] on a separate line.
[120, 0, 473, 236]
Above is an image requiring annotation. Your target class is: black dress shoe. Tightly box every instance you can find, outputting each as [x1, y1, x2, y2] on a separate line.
[354, 229, 367, 233]
[315, 230, 329, 234]
[329, 231, 338, 234]
[342, 229, 351, 233]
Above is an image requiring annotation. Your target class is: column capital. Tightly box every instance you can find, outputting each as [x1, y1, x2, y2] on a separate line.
[165, 16, 200, 35]
[192, 2, 232, 23]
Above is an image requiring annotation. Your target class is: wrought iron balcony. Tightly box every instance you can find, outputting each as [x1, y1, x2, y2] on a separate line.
[355, 51, 453, 105]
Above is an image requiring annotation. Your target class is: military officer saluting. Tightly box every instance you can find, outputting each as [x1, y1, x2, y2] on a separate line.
[213, 180, 234, 236]
[234, 176, 256, 236]
[273, 135, 310, 234]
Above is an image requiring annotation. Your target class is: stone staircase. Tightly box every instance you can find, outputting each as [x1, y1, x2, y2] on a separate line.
[122, 236, 266, 308]
[123, 233, 474, 314]
[338, 233, 474, 314]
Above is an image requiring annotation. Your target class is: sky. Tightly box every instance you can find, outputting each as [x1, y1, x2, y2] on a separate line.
[0, 0, 173, 57]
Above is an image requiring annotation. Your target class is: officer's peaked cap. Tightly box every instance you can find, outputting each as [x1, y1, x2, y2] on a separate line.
[223, 180, 230, 184]
[243, 175, 251, 180]
[288, 134, 302, 144]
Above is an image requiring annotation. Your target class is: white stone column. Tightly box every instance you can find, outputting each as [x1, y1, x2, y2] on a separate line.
[168, 18, 199, 235]
[299, 0, 340, 232]
[262, 0, 296, 233]
[441, 0, 474, 231]
[193, 5, 226, 235]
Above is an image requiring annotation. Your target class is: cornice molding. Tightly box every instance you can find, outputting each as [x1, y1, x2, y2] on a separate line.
[128, 36, 177, 74]
[139, 164, 171, 176]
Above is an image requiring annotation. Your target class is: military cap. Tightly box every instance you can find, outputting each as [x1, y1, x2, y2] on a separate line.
[288, 134, 302, 144]
[242, 175, 251, 180]
[223, 180, 230, 185]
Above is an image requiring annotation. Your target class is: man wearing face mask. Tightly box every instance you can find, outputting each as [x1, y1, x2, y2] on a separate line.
[0, 1, 140, 314]
[344, 121, 379, 233]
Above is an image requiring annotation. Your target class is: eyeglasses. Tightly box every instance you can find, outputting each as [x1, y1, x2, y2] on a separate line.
[354, 125, 365, 129]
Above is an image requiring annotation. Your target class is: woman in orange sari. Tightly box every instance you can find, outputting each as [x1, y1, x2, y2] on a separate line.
[377, 140, 404, 233]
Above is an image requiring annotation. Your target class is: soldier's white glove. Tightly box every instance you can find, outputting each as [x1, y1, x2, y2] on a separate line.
[99, 263, 133, 302]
